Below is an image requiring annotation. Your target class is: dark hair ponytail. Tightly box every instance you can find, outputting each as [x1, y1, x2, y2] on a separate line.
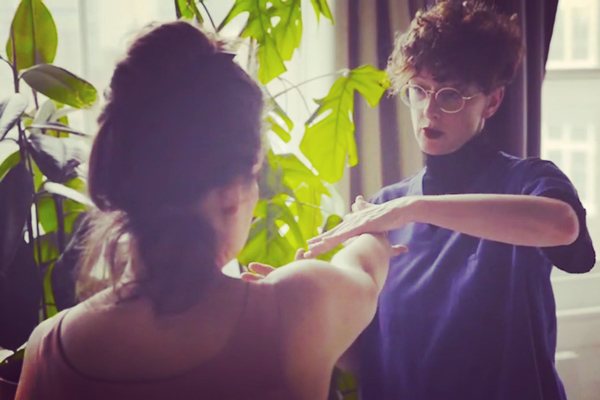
[79, 21, 263, 314]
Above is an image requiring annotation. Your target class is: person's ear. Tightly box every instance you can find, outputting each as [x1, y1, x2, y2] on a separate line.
[201, 182, 242, 225]
[482, 86, 505, 119]
[216, 183, 242, 215]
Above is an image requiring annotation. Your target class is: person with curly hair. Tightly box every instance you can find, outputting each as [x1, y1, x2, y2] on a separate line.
[15, 21, 406, 400]
[305, 1, 596, 399]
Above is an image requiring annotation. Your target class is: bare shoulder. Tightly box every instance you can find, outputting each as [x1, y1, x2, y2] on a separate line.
[258, 259, 378, 395]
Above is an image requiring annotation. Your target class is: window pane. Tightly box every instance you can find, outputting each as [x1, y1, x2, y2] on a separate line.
[572, 7, 590, 61]
[548, 9, 565, 62]
[570, 151, 588, 198]
[570, 126, 588, 142]
[547, 150, 564, 169]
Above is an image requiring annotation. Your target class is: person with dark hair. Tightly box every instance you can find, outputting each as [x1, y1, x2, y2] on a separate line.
[305, 2, 596, 399]
[15, 21, 406, 400]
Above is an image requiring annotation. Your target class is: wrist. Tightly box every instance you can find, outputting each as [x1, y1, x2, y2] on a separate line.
[390, 196, 425, 224]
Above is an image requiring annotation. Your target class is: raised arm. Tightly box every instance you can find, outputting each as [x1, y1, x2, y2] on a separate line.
[259, 233, 405, 399]
[307, 194, 579, 257]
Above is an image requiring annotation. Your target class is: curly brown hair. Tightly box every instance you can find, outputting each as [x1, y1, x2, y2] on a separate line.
[387, 1, 524, 93]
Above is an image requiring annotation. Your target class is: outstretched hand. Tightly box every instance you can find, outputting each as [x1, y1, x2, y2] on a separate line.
[305, 195, 413, 258]
[241, 249, 307, 282]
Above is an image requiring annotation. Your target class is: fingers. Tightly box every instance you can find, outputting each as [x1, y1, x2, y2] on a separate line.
[352, 195, 371, 212]
[248, 262, 276, 276]
[241, 272, 262, 282]
[295, 248, 307, 260]
[305, 234, 346, 258]
[391, 244, 409, 257]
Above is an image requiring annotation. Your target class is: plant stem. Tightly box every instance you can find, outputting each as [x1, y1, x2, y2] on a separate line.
[32, 89, 39, 110]
[272, 71, 345, 99]
[276, 76, 311, 115]
[10, 27, 19, 93]
[197, 1, 216, 31]
[54, 195, 66, 254]
[217, 3, 236, 32]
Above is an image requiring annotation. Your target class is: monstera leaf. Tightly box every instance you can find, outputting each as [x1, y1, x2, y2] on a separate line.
[6, 0, 58, 71]
[300, 65, 389, 183]
[175, 0, 203, 22]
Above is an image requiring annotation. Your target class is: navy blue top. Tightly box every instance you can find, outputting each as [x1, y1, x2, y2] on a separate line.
[359, 135, 595, 400]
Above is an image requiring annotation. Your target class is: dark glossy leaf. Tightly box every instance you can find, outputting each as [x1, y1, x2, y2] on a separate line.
[52, 212, 88, 311]
[34, 232, 59, 267]
[300, 65, 389, 183]
[0, 347, 24, 386]
[0, 152, 21, 183]
[27, 133, 89, 183]
[6, 0, 58, 71]
[27, 122, 89, 137]
[0, 163, 34, 272]
[0, 94, 28, 140]
[0, 240, 42, 351]
[43, 262, 58, 318]
[21, 64, 97, 109]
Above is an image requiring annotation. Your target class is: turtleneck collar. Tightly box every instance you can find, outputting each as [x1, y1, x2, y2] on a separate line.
[422, 132, 496, 195]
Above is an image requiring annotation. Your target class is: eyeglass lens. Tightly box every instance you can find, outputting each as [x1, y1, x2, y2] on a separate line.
[401, 85, 465, 113]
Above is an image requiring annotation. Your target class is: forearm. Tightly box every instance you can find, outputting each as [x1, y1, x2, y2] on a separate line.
[401, 194, 579, 247]
[330, 233, 391, 291]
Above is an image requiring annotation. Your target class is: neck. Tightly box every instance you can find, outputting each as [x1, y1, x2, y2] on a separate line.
[422, 133, 495, 195]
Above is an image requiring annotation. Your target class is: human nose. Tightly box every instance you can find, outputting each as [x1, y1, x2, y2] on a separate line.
[423, 92, 442, 119]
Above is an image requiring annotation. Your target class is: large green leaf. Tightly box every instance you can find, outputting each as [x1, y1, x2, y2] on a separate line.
[6, 0, 58, 71]
[267, 102, 293, 143]
[275, 153, 329, 196]
[238, 197, 300, 267]
[270, 0, 302, 62]
[310, 0, 333, 21]
[0, 163, 34, 273]
[27, 133, 89, 183]
[0, 94, 28, 140]
[299, 65, 389, 183]
[21, 64, 97, 109]
[221, 0, 303, 84]
[174, 0, 203, 22]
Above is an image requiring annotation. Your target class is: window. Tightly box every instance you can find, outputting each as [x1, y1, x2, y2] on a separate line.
[543, 1, 600, 268]
[547, 0, 599, 69]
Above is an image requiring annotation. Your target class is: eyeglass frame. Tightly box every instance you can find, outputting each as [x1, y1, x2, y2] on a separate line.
[399, 84, 482, 114]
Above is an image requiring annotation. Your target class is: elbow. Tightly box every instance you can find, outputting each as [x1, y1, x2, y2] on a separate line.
[555, 203, 579, 246]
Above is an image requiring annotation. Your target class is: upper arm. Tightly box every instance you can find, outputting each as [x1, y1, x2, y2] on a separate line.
[520, 159, 595, 272]
[263, 260, 379, 390]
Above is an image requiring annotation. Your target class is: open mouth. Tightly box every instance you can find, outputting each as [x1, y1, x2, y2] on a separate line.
[423, 127, 444, 140]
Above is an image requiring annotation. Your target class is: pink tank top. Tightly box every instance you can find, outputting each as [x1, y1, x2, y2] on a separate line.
[16, 283, 295, 400]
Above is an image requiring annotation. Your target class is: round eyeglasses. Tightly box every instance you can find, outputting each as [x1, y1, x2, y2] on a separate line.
[399, 84, 481, 114]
